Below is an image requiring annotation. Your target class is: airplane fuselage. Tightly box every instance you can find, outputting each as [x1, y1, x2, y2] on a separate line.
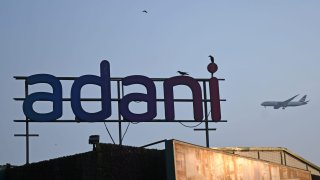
[261, 95, 308, 109]
[261, 101, 307, 108]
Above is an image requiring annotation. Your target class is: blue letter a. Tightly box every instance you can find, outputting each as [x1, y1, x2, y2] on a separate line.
[23, 74, 62, 121]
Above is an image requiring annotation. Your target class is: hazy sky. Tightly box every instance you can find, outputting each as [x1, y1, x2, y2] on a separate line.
[1, 0, 320, 166]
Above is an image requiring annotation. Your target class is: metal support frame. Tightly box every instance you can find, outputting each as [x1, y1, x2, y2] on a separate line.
[140, 139, 167, 148]
[25, 81, 29, 164]
[13, 81, 40, 165]
[194, 128, 217, 131]
[194, 128, 217, 147]
[14, 75, 226, 163]
[204, 81, 209, 147]
[117, 80, 122, 145]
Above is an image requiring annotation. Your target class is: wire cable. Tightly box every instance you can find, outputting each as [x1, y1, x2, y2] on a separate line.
[206, 110, 211, 119]
[121, 119, 143, 142]
[104, 122, 115, 144]
[121, 122, 131, 141]
[178, 121, 203, 128]
[178, 110, 211, 128]
[130, 121, 140, 124]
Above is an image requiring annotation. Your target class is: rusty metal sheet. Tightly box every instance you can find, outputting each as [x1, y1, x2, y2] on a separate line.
[170, 140, 311, 180]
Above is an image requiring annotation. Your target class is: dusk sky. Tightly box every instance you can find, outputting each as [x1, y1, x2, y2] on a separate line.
[1, 1, 320, 166]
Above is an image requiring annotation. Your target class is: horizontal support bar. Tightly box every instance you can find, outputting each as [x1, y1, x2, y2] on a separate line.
[14, 134, 39, 137]
[14, 119, 227, 123]
[14, 76, 225, 81]
[140, 139, 167, 148]
[14, 98, 227, 102]
[194, 128, 217, 131]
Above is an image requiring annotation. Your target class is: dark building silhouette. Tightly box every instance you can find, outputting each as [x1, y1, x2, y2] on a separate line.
[4, 143, 166, 180]
[2, 140, 320, 180]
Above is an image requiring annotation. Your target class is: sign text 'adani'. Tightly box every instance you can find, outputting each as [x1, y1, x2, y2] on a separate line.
[22, 60, 221, 122]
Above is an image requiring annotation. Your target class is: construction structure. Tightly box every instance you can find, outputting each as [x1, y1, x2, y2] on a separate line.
[212, 146, 320, 178]
[8, 60, 319, 179]
[2, 140, 319, 180]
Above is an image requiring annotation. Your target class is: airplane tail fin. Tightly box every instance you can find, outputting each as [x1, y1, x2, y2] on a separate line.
[299, 95, 307, 102]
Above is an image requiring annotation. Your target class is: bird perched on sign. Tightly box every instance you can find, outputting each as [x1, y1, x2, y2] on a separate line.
[177, 71, 189, 76]
[142, 10, 148, 13]
[209, 55, 214, 63]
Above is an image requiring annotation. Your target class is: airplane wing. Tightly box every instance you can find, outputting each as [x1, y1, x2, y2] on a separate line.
[280, 94, 299, 107]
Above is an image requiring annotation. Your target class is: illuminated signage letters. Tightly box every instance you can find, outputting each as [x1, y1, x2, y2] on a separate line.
[23, 60, 221, 122]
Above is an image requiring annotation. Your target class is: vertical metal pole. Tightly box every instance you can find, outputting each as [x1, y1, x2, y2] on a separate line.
[203, 81, 209, 147]
[25, 80, 29, 164]
[117, 80, 122, 145]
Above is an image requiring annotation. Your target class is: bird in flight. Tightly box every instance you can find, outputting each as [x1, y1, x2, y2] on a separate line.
[177, 71, 189, 76]
[209, 55, 214, 63]
[142, 10, 148, 13]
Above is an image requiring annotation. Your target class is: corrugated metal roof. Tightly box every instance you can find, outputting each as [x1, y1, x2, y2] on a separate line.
[211, 147, 320, 173]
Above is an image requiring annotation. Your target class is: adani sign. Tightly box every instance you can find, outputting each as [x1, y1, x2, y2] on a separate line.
[22, 60, 221, 122]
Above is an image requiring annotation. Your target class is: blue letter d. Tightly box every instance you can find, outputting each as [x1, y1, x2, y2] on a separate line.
[71, 60, 111, 122]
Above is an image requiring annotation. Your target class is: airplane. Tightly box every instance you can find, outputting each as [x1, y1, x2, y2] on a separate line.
[261, 95, 309, 109]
